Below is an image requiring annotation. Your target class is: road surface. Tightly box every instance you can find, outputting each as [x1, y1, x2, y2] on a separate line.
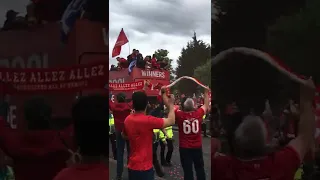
[109, 130, 211, 180]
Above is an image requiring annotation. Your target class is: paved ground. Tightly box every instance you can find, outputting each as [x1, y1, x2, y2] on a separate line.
[109, 130, 211, 180]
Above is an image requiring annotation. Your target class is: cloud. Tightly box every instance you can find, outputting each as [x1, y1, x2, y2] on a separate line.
[109, 0, 211, 69]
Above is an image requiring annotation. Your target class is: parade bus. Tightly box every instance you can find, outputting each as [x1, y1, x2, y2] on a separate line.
[109, 67, 170, 102]
[0, 20, 108, 130]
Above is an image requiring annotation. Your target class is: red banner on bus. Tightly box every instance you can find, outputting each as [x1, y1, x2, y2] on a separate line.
[109, 81, 144, 91]
[0, 62, 108, 93]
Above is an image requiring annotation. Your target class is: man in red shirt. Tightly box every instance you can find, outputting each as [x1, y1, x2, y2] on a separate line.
[212, 79, 315, 180]
[110, 83, 148, 179]
[151, 54, 160, 69]
[54, 95, 109, 180]
[109, 92, 132, 179]
[175, 88, 209, 180]
[124, 89, 175, 180]
[0, 97, 73, 180]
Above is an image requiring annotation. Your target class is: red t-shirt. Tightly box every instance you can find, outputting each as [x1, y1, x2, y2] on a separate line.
[175, 108, 205, 148]
[109, 100, 132, 131]
[212, 146, 301, 180]
[118, 58, 129, 68]
[54, 163, 109, 180]
[0, 117, 74, 180]
[151, 58, 159, 68]
[124, 113, 164, 170]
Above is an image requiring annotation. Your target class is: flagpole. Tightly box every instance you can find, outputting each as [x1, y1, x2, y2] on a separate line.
[128, 42, 131, 55]
[126, 30, 130, 55]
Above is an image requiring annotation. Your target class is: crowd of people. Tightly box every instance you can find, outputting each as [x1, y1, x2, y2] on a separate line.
[110, 49, 169, 71]
[0, 94, 109, 180]
[109, 81, 210, 179]
[211, 78, 320, 180]
[1, 1, 69, 31]
[1, 0, 107, 31]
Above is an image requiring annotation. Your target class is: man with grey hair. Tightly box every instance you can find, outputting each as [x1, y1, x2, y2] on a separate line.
[175, 89, 210, 180]
[184, 98, 196, 111]
[212, 78, 316, 180]
[234, 115, 268, 158]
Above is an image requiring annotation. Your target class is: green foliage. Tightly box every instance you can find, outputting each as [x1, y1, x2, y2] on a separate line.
[193, 59, 211, 89]
[267, 0, 320, 81]
[212, 0, 307, 55]
[212, 0, 310, 105]
[175, 32, 211, 95]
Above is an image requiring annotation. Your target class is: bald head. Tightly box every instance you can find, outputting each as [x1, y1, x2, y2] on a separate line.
[183, 98, 195, 111]
[234, 115, 267, 158]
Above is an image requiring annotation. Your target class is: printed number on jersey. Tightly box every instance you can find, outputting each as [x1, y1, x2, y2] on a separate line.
[183, 119, 199, 134]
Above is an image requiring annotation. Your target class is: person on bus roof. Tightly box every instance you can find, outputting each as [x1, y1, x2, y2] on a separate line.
[151, 54, 160, 69]
[116, 57, 129, 69]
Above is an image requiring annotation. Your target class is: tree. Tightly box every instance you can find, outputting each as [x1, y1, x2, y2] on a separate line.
[153, 49, 175, 80]
[212, 0, 306, 55]
[175, 32, 211, 95]
[267, 0, 320, 82]
[193, 59, 211, 88]
[212, 0, 308, 106]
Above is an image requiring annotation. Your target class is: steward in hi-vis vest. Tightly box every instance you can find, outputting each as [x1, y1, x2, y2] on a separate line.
[153, 128, 165, 177]
[202, 114, 208, 137]
[159, 126, 174, 166]
[109, 113, 117, 160]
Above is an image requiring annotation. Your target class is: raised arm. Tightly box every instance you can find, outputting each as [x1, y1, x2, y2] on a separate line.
[161, 88, 175, 128]
[201, 88, 210, 113]
[289, 78, 316, 161]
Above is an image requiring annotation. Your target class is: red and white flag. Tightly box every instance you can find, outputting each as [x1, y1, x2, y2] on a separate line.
[112, 28, 129, 58]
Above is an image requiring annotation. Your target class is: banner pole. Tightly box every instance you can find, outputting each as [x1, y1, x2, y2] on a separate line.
[128, 42, 131, 55]
[126, 30, 130, 55]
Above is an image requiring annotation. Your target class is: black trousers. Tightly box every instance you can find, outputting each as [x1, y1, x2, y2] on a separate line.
[202, 123, 207, 136]
[159, 139, 174, 164]
[128, 168, 154, 180]
[109, 133, 117, 160]
[179, 148, 206, 180]
[153, 141, 164, 176]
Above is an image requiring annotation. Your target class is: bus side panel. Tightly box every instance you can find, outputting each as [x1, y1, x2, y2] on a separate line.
[0, 23, 76, 130]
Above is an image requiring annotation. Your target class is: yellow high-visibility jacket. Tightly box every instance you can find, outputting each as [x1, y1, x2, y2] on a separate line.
[153, 129, 160, 142]
[294, 165, 303, 180]
[159, 126, 173, 142]
[109, 114, 115, 134]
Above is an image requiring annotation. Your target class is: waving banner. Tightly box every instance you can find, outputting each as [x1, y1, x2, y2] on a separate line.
[212, 47, 308, 85]
[109, 81, 144, 91]
[0, 62, 107, 93]
[158, 76, 210, 103]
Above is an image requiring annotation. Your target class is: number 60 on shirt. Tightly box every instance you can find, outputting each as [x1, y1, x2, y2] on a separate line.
[182, 118, 200, 134]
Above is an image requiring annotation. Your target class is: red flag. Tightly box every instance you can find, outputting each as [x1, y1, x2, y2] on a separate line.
[112, 28, 129, 57]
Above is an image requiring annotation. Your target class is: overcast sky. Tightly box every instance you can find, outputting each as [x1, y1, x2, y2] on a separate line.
[0, 0, 27, 26]
[109, 0, 211, 69]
